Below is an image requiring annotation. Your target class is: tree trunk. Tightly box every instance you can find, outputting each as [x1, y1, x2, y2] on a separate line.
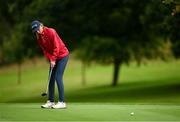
[17, 62, 22, 84]
[81, 61, 86, 85]
[112, 60, 122, 86]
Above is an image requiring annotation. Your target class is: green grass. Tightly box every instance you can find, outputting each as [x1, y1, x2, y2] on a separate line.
[1, 58, 180, 103]
[0, 57, 180, 121]
[0, 103, 180, 121]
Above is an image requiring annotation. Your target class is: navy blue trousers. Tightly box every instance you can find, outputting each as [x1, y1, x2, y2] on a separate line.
[48, 55, 69, 102]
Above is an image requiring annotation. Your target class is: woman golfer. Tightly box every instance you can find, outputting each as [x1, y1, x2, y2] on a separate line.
[31, 20, 69, 109]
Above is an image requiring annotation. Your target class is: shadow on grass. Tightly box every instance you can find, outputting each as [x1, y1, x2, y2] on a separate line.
[8, 79, 180, 103]
[66, 79, 180, 103]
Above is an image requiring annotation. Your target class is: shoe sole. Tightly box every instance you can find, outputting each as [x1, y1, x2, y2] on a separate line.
[41, 106, 53, 109]
[52, 107, 67, 109]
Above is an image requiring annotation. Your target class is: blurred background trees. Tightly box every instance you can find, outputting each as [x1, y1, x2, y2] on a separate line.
[0, 0, 179, 85]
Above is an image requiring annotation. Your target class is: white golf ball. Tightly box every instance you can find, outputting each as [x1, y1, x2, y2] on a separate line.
[130, 112, 134, 116]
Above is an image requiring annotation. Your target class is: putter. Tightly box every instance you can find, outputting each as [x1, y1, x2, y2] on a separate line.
[41, 67, 53, 97]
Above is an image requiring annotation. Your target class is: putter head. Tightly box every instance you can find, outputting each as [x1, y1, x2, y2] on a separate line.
[41, 92, 47, 96]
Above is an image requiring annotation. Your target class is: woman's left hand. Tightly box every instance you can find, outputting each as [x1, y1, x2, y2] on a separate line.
[50, 61, 56, 68]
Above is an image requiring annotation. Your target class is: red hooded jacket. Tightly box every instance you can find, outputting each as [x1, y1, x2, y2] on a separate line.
[37, 27, 69, 62]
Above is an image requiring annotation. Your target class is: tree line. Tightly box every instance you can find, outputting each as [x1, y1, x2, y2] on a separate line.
[0, 0, 179, 85]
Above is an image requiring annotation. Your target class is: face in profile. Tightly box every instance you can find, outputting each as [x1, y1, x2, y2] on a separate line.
[37, 24, 43, 34]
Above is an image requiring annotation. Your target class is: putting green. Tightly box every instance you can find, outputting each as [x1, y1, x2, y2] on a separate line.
[0, 103, 180, 121]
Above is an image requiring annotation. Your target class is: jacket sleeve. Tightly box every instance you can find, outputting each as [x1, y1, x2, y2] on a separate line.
[37, 40, 52, 61]
[49, 29, 60, 62]
[43, 49, 52, 61]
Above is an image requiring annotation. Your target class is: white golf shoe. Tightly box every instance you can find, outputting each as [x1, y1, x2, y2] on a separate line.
[52, 102, 66, 109]
[41, 100, 55, 108]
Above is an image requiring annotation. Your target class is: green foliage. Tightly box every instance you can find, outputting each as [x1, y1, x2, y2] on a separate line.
[77, 0, 172, 65]
[162, 0, 180, 58]
[2, 26, 24, 64]
[0, 0, 179, 66]
[0, 0, 34, 65]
